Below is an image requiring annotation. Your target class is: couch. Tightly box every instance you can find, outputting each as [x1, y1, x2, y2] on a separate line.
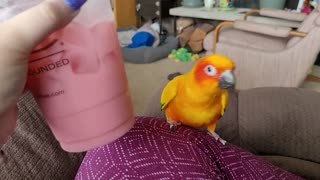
[0, 92, 85, 180]
[1, 86, 319, 179]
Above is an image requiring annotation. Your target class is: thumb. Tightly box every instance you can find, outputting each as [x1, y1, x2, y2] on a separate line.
[0, 0, 86, 54]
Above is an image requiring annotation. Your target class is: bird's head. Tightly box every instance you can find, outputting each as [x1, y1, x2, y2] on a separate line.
[192, 54, 235, 89]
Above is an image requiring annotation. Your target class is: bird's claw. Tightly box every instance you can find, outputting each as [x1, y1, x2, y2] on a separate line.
[218, 138, 227, 145]
[208, 131, 227, 145]
[167, 119, 181, 132]
[169, 124, 177, 131]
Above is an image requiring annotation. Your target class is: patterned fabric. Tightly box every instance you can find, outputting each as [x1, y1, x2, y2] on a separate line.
[75, 117, 302, 180]
[0, 92, 85, 180]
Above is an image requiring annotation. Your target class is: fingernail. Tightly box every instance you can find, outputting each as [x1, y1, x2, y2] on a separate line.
[64, 0, 87, 10]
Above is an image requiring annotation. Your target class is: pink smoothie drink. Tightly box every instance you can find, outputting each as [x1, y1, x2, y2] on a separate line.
[26, 18, 134, 152]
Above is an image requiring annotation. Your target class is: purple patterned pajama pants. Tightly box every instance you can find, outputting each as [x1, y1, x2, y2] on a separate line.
[75, 117, 302, 180]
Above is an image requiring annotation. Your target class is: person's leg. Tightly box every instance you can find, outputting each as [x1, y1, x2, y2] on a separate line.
[75, 116, 302, 179]
[199, 132, 302, 179]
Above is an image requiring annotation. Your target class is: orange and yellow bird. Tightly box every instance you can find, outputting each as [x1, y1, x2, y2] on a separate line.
[160, 54, 235, 144]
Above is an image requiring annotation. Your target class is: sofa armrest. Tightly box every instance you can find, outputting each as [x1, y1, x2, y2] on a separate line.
[212, 20, 307, 53]
[244, 8, 306, 22]
[234, 20, 292, 37]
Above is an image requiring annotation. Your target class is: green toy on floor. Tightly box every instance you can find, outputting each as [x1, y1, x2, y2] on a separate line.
[168, 48, 199, 62]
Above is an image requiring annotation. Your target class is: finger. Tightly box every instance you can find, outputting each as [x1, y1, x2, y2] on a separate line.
[0, 0, 86, 54]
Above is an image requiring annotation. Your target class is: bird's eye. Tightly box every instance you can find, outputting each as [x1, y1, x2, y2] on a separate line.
[204, 65, 217, 76]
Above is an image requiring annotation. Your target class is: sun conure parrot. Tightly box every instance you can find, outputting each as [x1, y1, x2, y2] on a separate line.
[160, 54, 235, 144]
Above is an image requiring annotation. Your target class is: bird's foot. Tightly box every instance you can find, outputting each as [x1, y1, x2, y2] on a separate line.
[208, 131, 227, 145]
[167, 119, 181, 131]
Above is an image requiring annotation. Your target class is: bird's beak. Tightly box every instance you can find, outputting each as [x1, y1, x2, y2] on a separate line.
[219, 70, 235, 89]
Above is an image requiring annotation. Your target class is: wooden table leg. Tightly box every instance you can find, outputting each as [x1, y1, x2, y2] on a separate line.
[173, 16, 177, 36]
[306, 74, 320, 83]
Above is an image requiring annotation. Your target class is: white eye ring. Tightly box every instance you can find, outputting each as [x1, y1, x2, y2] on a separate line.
[204, 65, 217, 76]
